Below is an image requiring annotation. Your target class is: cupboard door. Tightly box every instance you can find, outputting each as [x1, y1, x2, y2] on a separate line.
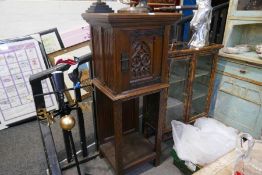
[189, 54, 214, 121]
[117, 27, 164, 91]
[166, 57, 191, 130]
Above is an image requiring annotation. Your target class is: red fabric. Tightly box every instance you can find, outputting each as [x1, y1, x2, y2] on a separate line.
[55, 59, 76, 65]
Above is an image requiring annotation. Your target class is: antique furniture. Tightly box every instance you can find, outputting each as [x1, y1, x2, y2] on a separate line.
[82, 13, 180, 175]
[145, 43, 223, 137]
[210, 0, 262, 139]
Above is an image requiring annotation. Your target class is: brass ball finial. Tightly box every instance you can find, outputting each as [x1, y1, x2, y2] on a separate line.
[60, 115, 76, 131]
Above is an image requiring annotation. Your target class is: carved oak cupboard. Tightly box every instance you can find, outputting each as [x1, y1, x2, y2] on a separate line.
[82, 13, 180, 175]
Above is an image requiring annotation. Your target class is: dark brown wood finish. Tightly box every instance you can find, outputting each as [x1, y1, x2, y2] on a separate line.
[82, 13, 180, 174]
[113, 100, 123, 175]
[83, 13, 180, 95]
[95, 88, 139, 144]
[154, 88, 167, 165]
[93, 78, 169, 101]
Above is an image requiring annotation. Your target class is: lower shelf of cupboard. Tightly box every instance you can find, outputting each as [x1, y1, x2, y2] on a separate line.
[99, 132, 156, 172]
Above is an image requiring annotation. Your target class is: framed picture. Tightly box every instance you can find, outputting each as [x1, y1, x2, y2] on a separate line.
[47, 41, 92, 103]
[39, 28, 64, 54]
[0, 36, 58, 129]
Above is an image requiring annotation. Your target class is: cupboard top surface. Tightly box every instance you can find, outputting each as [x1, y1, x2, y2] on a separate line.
[82, 13, 181, 26]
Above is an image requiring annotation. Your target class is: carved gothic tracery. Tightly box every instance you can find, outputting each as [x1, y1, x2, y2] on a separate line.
[131, 41, 151, 79]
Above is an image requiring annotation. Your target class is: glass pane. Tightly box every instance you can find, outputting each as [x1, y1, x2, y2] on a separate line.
[166, 58, 190, 129]
[189, 54, 213, 119]
[237, 0, 262, 10]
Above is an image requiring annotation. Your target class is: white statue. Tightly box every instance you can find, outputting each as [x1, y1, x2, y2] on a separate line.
[188, 0, 212, 48]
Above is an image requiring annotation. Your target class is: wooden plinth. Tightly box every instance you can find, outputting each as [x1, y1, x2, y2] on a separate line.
[94, 81, 168, 175]
[82, 13, 176, 175]
[100, 132, 156, 172]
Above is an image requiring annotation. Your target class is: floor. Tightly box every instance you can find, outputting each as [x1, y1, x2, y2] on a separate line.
[63, 156, 182, 175]
[0, 109, 183, 175]
[63, 134, 182, 175]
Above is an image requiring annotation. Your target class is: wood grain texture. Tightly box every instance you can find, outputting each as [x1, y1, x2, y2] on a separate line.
[95, 88, 139, 144]
[155, 89, 167, 165]
[83, 13, 180, 94]
[113, 100, 123, 175]
[82, 13, 181, 27]
[93, 78, 169, 101]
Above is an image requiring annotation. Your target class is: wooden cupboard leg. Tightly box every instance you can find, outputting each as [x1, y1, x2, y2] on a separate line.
[99, 151, 104, 158]
[142, 96, 148, 138]
[154, 89, 167, 166]
[134, 98, 140, 132]
[113, 100, 123, 175]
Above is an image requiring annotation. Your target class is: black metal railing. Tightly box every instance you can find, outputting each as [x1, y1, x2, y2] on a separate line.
[30, 54, 98, 175]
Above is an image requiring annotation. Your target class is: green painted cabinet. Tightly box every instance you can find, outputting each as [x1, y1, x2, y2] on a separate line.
[211, 0, 262, 139]
[227, 0, 262, 20]
[212, 65, 262, 138]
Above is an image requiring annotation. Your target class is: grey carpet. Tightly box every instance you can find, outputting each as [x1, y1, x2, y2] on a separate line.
[0, 108, 95, 175]
[0, 120, 47, 175]
[0, 108, 183, 175]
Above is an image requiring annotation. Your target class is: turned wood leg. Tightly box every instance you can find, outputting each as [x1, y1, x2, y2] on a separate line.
[113, 100, 123, 175]
[154, 89, 167, 166]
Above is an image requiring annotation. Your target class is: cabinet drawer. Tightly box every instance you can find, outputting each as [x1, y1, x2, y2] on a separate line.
[217, 58, 262, 83]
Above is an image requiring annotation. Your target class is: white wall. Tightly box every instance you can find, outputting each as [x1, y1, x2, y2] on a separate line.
[0, 0, 127, 39]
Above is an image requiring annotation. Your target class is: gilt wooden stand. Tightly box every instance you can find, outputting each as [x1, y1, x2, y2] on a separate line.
[82, 13, 181, 175]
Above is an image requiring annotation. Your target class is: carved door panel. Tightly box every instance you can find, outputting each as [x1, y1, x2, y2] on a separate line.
[117, 27, 164, 91]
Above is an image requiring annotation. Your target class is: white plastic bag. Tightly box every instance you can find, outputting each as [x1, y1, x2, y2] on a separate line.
[172, 117, 238, 166]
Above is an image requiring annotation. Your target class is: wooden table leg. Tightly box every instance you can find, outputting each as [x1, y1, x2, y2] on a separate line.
[113, 100, 123, 175]
[154, 89, 167, 166]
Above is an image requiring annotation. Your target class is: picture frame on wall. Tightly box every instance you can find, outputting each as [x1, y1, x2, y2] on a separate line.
[39, 28, 65, 54]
